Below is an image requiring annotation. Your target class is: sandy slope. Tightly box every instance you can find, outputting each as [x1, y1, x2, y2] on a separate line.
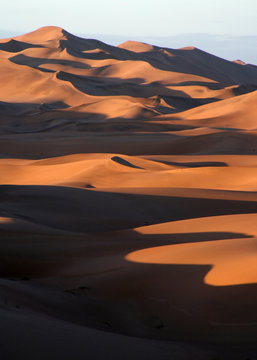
[0, 26, 257, 359]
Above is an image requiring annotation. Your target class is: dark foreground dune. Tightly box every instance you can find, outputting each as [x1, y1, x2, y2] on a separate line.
[0, 26, 257, 359]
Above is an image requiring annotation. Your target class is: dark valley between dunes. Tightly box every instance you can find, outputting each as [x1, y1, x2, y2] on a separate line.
[0, 26, 257, 359]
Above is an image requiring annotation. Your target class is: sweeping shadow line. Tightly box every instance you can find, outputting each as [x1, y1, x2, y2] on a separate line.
[0, 184, 256, 232]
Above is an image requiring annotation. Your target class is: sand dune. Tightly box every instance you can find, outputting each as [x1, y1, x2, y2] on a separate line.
[0, 26, 257, 359]
[159, 89, 257, 130]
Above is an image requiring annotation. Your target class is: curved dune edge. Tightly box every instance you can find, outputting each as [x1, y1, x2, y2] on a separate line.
[126, 213, 257, 286]
[126, 238, 257, 286]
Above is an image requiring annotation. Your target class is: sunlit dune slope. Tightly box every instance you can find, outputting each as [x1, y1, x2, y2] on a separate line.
[159, 89, 257, 130]
[1, 153, 257, 191]
[127, 214, 257, 286]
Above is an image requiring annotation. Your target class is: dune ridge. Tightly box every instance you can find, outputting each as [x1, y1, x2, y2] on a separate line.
[0, 26, 257, 359]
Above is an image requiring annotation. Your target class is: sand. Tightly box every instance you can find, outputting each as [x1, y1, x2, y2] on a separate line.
[0, 26, 257, 359]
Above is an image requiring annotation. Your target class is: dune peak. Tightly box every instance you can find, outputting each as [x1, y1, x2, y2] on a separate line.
[233, 59, 247, 65]
[118, 40, 154, 53]
[14, 26, 69, 43]
[179, 46, 198, 51]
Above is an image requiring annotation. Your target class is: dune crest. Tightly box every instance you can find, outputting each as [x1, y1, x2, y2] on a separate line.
[13, 25, 67, 43]
[118, 40, 155, 52]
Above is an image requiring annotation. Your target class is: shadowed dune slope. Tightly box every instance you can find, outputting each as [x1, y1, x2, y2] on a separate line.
[1, 26, 257, 359]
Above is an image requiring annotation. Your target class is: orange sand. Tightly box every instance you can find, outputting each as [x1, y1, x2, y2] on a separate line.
[0, 26, 257, 359]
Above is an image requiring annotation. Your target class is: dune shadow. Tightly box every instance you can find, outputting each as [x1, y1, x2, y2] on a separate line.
[127, 230, 253, 245]
[58, 33, 257, 88]
[0, 100, 70, 118]
[117, 259, 257, 344]
[0, 185, 256, 232]
[0, 101, 186, 135]
[0, 184, 257, 349]
[10, 52, 209, 112]
[0, 39, 43, 53]
[148, 159, 228, 168]
[6, 43, 257, 121]
[1, 113, 257, 155]
[55, 70, 201, 109]
[86, 227, 257, 345]
[1, 219, 257, 349]
[232, 83, 257, 96]
[10, 54, 92, 73]
[111, 156, 143, 169]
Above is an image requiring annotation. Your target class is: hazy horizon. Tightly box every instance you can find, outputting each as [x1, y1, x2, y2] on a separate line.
[2, 0, 257, 64]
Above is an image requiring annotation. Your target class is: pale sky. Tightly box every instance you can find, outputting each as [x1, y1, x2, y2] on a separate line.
[1, 0, 257, 64]
[1, 0, 257, 37]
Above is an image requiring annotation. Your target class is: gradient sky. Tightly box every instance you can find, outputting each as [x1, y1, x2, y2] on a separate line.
[2, 0, 257, 37]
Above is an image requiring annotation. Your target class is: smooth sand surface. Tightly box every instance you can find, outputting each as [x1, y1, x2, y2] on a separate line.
[0, 26, 257, 359]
